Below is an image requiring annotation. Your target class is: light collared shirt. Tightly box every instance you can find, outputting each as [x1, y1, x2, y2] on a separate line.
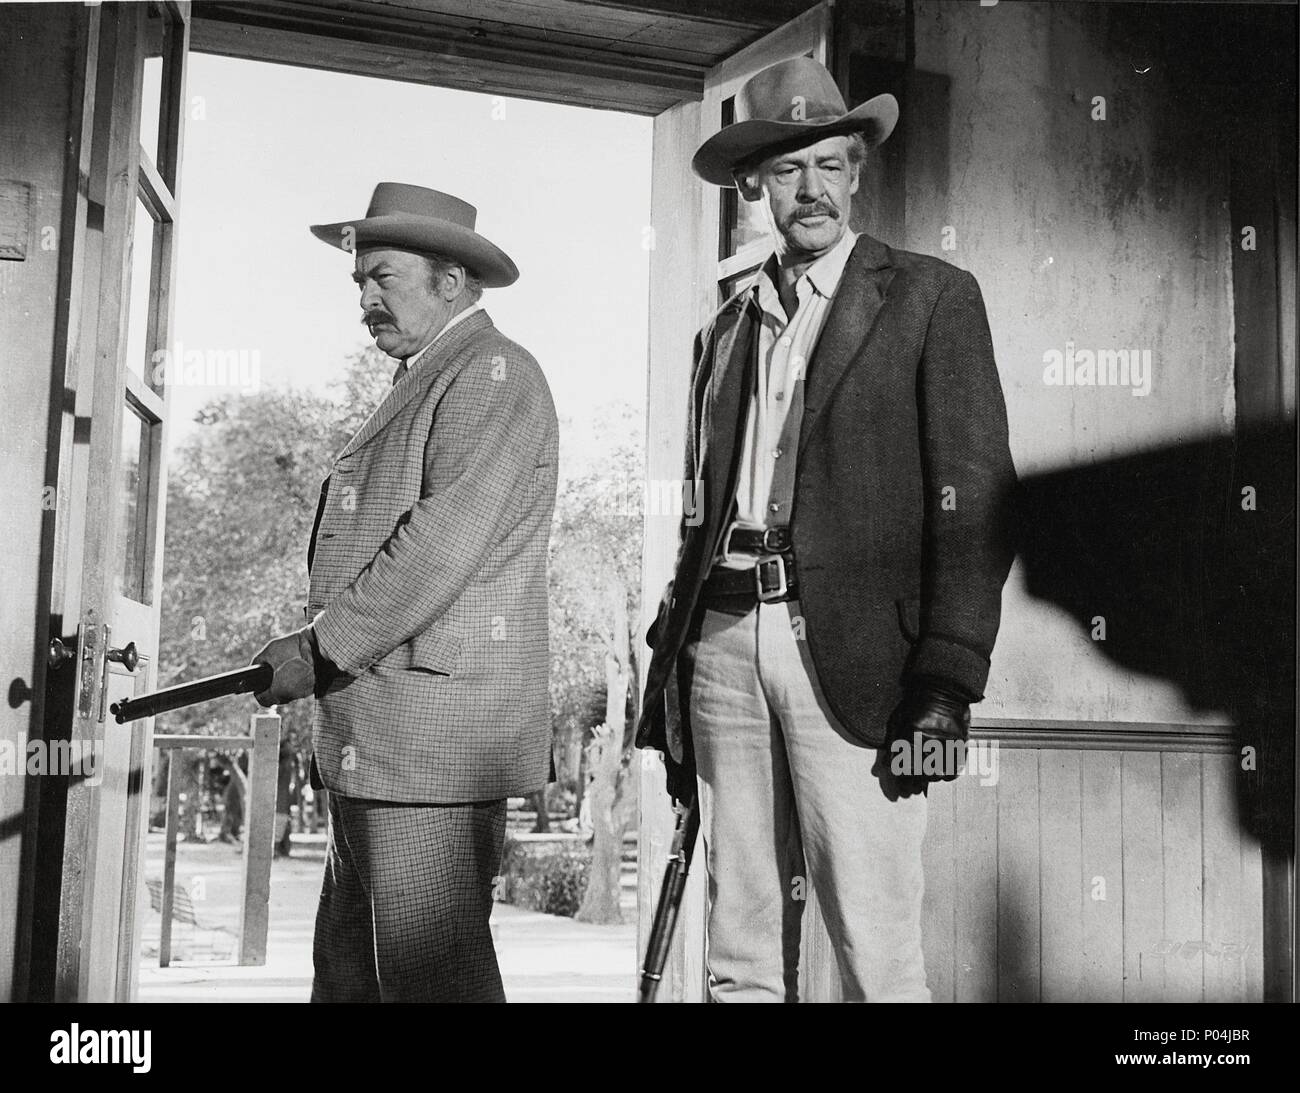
[392, 302, 483, 383]
[719, 229, 858, 568]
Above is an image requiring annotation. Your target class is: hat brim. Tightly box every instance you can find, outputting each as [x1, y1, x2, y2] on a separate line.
[692, 93, 899, 187]
[309, 213, 519, 287]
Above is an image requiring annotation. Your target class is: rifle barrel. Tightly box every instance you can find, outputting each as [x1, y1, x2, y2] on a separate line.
[638, 795, 700, 1003]
[110, 663, 274, 724]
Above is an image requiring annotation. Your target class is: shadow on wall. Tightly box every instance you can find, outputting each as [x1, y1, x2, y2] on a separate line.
[1015, 422, 1297, 855]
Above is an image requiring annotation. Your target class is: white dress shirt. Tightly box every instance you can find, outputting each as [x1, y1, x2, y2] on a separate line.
[719, 229, 858, 568]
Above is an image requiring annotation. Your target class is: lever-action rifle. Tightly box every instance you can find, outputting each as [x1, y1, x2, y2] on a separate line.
[638, 793, 700, 1003]
[110, 663, 274, 724]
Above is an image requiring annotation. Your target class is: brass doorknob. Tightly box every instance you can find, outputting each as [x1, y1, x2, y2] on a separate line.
[48, 637, 76, 670]
[106, 641, 139, 672]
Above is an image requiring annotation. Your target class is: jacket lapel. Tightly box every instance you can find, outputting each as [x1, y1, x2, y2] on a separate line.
[699, 298, 757, 530]
[338, 310, 493, 460]
[799, 234, 895, 458]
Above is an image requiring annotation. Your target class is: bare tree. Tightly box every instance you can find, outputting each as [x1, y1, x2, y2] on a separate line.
[555, 406, 643, 925]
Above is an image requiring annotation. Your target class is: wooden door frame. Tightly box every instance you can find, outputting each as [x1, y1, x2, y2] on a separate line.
[1227, 117, 1298, 1003]
[111, 0, 190, 1002]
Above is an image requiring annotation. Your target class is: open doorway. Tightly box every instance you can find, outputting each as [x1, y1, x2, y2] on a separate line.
[11, 0, 1289, 1009]
[136, 52, 652, 1002]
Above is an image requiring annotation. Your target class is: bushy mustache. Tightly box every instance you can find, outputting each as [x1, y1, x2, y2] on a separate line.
[788, 202, 839, 222]
[362, 309, 397, 328]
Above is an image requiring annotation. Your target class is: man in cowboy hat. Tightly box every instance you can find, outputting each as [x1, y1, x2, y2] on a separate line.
[251, 183, 558, 1002]
[637, 57, 1016, 1001]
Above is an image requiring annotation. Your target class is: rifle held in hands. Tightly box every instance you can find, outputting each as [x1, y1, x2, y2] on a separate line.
[109, 663, 274, 724]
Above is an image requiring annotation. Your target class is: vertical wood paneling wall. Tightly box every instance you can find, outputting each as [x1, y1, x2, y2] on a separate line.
[637, 91, 710, 1002]
[798, 735, 1264, 1003]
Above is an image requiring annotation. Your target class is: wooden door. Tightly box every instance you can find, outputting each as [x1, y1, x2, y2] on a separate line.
[638, 1, 832, 1003]
[42, 0, 189, 1003]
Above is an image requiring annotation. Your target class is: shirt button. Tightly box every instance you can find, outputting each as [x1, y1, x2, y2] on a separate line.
[779, 336, 792, 347]
[769, 502, 782, 513]
[772, 448, 783, 459]
[774, 390, 785, 401]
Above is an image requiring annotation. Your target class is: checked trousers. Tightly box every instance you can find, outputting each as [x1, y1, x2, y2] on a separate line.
[310, 792, 507, 1003]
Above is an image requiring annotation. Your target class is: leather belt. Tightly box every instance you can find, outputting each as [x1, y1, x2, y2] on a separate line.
[720, 524, 792, 557]
[701, 552, 799, 607]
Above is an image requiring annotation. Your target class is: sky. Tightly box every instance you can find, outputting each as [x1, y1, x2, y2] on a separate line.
[167, 53, 653, 462]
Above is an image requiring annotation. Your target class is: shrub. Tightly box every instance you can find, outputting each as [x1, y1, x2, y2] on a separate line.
[497, 836, 592, 917]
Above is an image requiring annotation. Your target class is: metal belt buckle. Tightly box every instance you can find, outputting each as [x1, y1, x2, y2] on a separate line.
[754, 554, 788, 603]
[761, 526, 790, 553]
[720, 521, 752, 564]
[720, 522, 738, 563]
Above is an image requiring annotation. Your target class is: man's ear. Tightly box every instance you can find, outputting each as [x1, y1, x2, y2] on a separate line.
[733, 169, 762, 203]
[438, 264, 467, 301]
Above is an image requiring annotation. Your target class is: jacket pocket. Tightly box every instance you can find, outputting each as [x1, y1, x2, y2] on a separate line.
[895, 596, 922, 643]
[405, 621, 462, 676]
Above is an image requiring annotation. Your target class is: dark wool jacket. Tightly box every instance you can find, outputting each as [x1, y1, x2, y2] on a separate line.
[635, 233, 1017, 799]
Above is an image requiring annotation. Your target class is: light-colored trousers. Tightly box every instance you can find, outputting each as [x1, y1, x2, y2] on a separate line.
[689, 600, 929, 1002]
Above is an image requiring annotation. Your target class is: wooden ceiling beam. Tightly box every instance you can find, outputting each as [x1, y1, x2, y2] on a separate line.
[190, 15, 701, 113]
[564, 0, 816, 26]
[188, 0, 823, 112]
[195, 0, 723, 65]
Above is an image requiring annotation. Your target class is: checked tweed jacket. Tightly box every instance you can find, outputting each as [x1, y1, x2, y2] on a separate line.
[307, 310, 558, 803]
[636, 234, 1017, 798]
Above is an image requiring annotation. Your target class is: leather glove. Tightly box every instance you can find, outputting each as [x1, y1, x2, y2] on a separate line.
[873, 679, 971, 800]
[251, 626, 317, 707]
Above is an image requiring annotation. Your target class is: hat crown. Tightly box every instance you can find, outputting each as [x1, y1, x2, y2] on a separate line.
[734, 56, 848, 125]
[365, 183, 478, 230]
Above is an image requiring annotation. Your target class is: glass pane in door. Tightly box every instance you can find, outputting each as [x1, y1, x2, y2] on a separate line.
[138, 2, 171, 170]
[115, 402, 153, 604]
[124, 196, 159, 388]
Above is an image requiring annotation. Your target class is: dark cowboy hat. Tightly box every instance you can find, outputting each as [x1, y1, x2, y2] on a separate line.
[310, 183, 519, 288]
[692, 56, 897, 187]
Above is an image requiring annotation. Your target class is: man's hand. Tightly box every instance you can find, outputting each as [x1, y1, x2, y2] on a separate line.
[251, 627, 317, 707]
[873, 680, 971, 800]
